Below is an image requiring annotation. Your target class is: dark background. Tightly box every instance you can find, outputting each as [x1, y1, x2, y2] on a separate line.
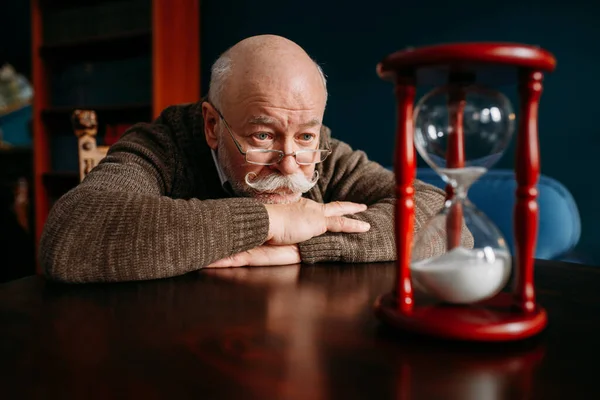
[1, 0, 597, 263]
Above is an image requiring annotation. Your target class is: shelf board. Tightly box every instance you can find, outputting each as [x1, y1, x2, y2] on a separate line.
[42, 171, 79, 198]
[0, 146, 33, 156]
[41, 0, 123, 9]
[40, 30, 151, 63]
[41, 103, 151, 132]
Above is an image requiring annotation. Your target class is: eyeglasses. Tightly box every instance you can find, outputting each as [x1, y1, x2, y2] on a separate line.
[212, 106, 332, 166]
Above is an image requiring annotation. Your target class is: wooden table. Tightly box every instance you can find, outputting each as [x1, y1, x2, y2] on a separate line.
[1, 260, 599, 399]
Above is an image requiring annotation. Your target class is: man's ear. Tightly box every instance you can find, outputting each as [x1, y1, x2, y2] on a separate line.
[201, 102, 219, 150]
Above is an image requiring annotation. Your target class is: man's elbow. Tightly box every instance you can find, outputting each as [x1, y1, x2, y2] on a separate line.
[39, 229, 76, 283]
[38, 192, 87, 283]
[41, 257, 71, 283]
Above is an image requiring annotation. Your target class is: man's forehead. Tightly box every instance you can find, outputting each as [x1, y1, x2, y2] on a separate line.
[247, 114, 321, 129]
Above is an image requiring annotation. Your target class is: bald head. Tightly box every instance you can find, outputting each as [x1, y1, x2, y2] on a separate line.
[208, 35, 327, 111]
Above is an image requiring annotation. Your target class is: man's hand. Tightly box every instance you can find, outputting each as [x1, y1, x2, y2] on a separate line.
[205, 244, 301, 268]
[264, 198, 370, 245]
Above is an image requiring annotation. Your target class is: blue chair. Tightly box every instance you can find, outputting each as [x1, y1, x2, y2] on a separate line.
[415, 168, 581, 262]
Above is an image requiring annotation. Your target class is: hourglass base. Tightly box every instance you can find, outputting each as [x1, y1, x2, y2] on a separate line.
[374, 292, 547, 342]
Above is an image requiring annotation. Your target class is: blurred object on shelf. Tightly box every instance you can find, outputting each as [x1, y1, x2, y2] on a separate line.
[0, 64, 33, 148]
[0, 64, 33, 116]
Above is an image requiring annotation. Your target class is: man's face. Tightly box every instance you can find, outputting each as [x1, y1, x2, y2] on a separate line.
[212, 75, 327, 204]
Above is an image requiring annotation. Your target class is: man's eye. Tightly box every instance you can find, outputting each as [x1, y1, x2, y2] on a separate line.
[299, 134, 315, 142]
[254, 132, 272, 141]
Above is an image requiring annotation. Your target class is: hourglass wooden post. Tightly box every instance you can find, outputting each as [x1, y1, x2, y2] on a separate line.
[393, 74, 417, 314]
[374, 43, 556, 341]
[515, 70, 544, 314]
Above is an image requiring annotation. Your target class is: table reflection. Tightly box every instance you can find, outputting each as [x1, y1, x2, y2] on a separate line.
[199, 264, 546, 399]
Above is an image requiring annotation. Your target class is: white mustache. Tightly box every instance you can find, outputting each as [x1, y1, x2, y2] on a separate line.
[244, 170, 319, 194]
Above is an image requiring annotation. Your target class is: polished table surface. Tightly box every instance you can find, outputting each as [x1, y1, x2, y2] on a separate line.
[1, 259, 599, 399]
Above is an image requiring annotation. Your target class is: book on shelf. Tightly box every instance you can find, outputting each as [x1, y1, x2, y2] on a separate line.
[42, 0, 151, 46]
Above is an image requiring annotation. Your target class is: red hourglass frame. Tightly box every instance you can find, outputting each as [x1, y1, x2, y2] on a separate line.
[373, 43, 557, 341]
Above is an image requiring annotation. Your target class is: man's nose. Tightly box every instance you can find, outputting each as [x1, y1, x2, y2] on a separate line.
[271, 142, 300, 175]
[272, 151, 299, 175]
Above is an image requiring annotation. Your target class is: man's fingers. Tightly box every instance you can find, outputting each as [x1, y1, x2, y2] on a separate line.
[204, 258, 230, 268]
[266, 198, 370, 245]
[204, 245, 300, 268]
[205, 252, 248, 268]
[205, 258, 234, 269]
[326, 216, 371, 233]
[323, 201, 368, 217]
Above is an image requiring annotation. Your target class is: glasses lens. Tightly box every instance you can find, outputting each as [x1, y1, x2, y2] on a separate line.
[246, 150, 282, 165]
[296, 150, 329, 165]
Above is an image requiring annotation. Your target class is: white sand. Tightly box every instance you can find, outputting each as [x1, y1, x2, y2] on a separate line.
[411, 246, 511, 304]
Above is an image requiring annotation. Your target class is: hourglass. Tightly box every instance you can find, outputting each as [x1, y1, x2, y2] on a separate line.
[374, 43, 556, 341]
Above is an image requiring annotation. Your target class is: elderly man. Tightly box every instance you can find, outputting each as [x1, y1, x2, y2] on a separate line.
[39, 35, 447, 283]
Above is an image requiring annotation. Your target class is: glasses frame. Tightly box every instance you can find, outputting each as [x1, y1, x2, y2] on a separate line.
[212, 105, 332, 166]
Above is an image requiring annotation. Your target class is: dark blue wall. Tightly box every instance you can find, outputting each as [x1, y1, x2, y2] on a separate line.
[201, 0, 600, 263]
[2, 0, 597, 263]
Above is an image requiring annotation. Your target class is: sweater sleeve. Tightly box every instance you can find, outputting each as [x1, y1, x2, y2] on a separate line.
[39, 125, 269, 283]
[298, 139, 448, 263]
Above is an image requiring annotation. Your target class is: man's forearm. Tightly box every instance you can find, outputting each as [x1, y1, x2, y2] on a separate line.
[298, 199, 395, 263]
[39, 188, 269, 283]
[298, 180, 456, 264]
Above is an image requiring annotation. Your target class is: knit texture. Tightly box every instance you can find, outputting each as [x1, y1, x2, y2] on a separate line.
[39, 102, 452, 283]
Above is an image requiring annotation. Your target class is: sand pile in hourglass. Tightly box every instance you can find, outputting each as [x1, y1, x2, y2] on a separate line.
[411, 246, 511, 304]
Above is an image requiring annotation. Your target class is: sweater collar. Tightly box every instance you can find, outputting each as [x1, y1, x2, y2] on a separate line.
[210, 148, 233, 195]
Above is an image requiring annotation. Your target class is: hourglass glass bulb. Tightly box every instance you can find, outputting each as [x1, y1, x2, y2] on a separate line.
[410, 85, 515, 304]
[414, 85, 516, 188]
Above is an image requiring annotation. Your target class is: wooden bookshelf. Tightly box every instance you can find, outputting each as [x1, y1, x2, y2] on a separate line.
[41, 171, 79, 199]
[152, 0, 200, 118]
[39, 30, 152, 63]
[41, 103, 152, 130]
[32, 0, 52, 257]
[31, 0, 200, 271]
[0, 146, 33, 157]
[40, 0, 117, 7]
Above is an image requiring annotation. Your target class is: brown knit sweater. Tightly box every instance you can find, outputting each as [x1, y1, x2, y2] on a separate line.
[39, 102, 449, 283]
